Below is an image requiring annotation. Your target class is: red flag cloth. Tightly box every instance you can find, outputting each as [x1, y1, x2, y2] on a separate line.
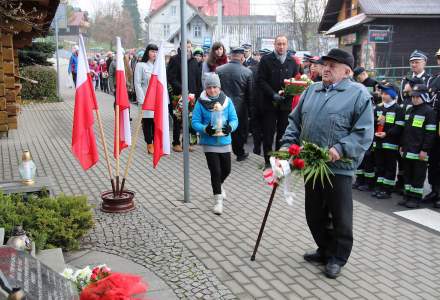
[80, 273, 148, 300]
[142, 43, 170, 167]
[291, 95, 300, 111]
[72, 34, 99, 170]
[114, 37, 131, 157]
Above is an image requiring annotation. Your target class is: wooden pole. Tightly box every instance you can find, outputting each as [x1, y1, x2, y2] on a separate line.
[94, 109, 115, 195]
[120, 111, 143, 195]
[251, 183, 278, 261]
[115, 105, 120, 194]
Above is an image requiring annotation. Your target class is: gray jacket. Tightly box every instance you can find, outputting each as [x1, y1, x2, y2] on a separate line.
[280, 78, 374, 176]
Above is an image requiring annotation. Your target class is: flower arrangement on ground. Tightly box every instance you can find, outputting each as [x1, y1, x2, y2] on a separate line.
[61, 264, 148, 299]
[172, 93, 196, 121]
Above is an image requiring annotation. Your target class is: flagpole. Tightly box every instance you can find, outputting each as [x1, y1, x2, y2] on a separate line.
[180, 0, 190, 203]
[115, 105, 120, 194]
[95, 109, 115, 195]
[120, 111, 143, 195]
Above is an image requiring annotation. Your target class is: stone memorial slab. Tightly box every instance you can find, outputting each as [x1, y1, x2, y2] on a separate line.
[0, 247, 78, 299]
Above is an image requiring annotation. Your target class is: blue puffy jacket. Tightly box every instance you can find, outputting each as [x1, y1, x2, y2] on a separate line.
[192, 91, 239, 146]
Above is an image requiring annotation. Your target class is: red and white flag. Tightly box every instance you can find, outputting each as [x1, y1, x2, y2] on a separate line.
[114, 36, 131, 157]
[142, 43, 170, 167]
[71, 34, 99, 170]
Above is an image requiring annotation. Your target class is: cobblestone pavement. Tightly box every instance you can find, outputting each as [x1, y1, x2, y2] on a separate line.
[2, 73, 440, 299]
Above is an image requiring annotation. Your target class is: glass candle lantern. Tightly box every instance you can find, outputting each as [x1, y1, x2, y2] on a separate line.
[18, 150, 36, 185]
[211, 103, 225, 136]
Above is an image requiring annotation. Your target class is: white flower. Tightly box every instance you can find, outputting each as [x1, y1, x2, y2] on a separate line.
[73, 266, 93, 281]
[300, 74, 309, 80]
[61, 268, 74, 280]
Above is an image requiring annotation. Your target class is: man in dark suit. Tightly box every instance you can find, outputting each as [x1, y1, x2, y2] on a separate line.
[257, 35, 301, 167]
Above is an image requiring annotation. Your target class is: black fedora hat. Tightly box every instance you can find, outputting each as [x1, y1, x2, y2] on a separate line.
[321, 48, 355, 70]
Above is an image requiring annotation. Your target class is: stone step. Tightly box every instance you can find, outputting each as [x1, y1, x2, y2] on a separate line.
[36, 248, 66, 273]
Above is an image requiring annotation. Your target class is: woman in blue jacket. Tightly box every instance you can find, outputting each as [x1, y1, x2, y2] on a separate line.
[192, 73, 238, 215]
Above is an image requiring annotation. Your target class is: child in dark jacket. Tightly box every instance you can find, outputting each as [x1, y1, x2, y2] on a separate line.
[399, 84, 437, 208]
[373, 82, 405, 199]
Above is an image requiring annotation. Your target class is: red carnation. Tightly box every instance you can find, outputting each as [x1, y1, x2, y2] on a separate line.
[92, 267, 99, 275]
[293, 158, 305, 169]
[288, 144, 301, 156]
[90, 273, 98, 281]
[294, 73, 301, 80]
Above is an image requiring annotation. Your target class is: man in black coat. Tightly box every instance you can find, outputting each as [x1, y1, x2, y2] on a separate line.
[257, 35, 300, 167]
[217, 47, 253, 161]
[167, 40, 202, 152]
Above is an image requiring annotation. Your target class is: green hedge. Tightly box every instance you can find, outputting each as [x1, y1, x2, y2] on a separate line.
[0, 192, 94, 251]
[20, 65, 59, 102]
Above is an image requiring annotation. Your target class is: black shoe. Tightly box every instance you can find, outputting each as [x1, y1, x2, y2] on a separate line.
[405, 198, 420, 209]
[371, 190, 380, 197]
[358, 184, 373, 192]
[397, 196, 407, 206]
[324, 262, 342, 279]
[423, 190, 439, 203]
[303, 250, 326, 264]
[236, 153, 249, 162]
[434, 200, 440, 209]
[264, 161, 271, 170]
[253, 148, 261, 155]
[376, 191, 392, 199]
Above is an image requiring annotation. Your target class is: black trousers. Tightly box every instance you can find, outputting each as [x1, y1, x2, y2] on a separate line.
[72, 72, 77, 87]
[375, 149, 398, 192]
[403, 158, 427, 200]
[142, 118, 154, 144]
[263, 108, 290, 163]
[232, 101, 248, 157]
[363, 149, 376, 187]
[251, 110, 264, 155]
[205, 152, 231, 195]
[428, 139, 440, 188]
[305, 174, 353, 266]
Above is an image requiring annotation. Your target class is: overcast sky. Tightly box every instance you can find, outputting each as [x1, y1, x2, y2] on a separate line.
[75, 0, 278, 19]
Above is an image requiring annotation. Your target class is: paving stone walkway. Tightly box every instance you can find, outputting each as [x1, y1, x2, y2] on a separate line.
[2, 65, 440, 299]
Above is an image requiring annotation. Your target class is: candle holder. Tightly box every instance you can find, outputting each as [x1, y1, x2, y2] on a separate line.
[18, 150, 36, 185]
[211, 103, 225, 137]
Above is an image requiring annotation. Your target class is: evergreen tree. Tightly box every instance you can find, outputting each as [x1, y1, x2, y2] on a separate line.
[122, 0, 141, 44]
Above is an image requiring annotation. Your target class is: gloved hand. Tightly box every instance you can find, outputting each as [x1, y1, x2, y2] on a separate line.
[205, 124, 216, 136]
[222, 124, 232, 135]
[273, 93, 284, 102]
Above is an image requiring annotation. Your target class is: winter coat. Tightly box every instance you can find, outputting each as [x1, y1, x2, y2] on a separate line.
[216, 60, 253, 116]
[69, 53, 78, 74]
[257, 51, 300, 111]
[192, 91, 238, 146]
[280, 78, 374, 176]
[167, 48, 202, 97]
[134, 61, 154, 118]
[202, 56, 228, 86]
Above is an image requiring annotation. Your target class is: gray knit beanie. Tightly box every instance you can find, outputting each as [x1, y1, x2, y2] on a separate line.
[204, 73, 221, 89]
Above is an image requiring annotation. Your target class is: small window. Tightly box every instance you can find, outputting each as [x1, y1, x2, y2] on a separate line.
[163, 24, 170, 38]
[193, 24, 201, 38]
[171, 6, 177, 16]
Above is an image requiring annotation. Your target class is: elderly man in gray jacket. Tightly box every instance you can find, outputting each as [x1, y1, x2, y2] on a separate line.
[280, 49, 374, 279]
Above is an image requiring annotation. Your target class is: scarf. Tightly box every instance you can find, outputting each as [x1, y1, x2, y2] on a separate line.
[208, 55, 228, 72]
[274, 51, 287, 64]
[198, 91, 227, 110]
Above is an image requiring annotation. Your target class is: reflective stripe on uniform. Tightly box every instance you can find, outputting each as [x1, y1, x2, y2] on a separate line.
[364, 172, 375, 178]
[383, 178, 396, 186]
[395, 121, 405, 126]
[382, 143, 399, 150]
[425, 124, 437, 131]
[405, 152, 429, 161]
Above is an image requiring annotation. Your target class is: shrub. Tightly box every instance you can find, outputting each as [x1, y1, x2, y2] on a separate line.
[20, 65, 59, 102]
[0, 192, 94, 251]
[18, 41, 55, 67]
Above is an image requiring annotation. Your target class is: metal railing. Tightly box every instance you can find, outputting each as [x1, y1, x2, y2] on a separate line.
[368, 65, 440, 84]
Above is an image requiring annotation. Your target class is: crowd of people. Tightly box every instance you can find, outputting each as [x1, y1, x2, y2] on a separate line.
[67, 35, 440, 279]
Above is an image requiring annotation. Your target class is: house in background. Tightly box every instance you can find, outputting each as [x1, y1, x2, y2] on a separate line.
[319, 0, 440, 69]
[59, 10, 90, 36]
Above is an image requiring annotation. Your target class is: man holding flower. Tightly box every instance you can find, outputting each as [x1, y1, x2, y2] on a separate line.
[280, 49, 374, 279]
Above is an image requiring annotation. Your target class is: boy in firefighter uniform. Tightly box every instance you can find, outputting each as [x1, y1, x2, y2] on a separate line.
[399, 84, 437, 208]
[373, 82, 405, 199]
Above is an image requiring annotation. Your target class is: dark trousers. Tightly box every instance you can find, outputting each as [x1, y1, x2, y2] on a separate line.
[101, 77, 109, 93]
[428, 139, 440, 188]
[363, 149, 376, 187]
[205, 152, 231, 195]
[72, 72, 77, 87]
[232, 102, 248, 157]
[251, 109, 264, 155]
[375, 149, 398, 193]
[142, 118, 154, 144]
[305, 174, 353, 266]
[403, 158, 427, 200]
[172, 113, 181, 146]
[263, 108, 290, 163]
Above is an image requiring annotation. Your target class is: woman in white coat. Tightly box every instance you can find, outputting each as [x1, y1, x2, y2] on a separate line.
[134, 44, 158, 154]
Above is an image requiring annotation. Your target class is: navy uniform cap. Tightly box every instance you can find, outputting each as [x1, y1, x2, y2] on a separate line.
[241, 43, 252, 50]
[231, 47, 245, 54]
[409, 50, 428, 61]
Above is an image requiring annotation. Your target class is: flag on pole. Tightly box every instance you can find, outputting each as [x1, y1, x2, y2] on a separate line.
[71, 34, 99, 170]
[142, 43, 170, 167]
[114, 36, 131, 157]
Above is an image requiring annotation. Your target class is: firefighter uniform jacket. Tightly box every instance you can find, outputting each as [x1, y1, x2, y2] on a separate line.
[401, 103, 437, 160]
[374, 102, 405, 150]
[400, 72, 432, 106]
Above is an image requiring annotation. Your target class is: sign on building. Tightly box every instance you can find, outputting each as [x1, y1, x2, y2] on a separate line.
[203, 37, 212, 47]
[368, 29, 391, 43]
